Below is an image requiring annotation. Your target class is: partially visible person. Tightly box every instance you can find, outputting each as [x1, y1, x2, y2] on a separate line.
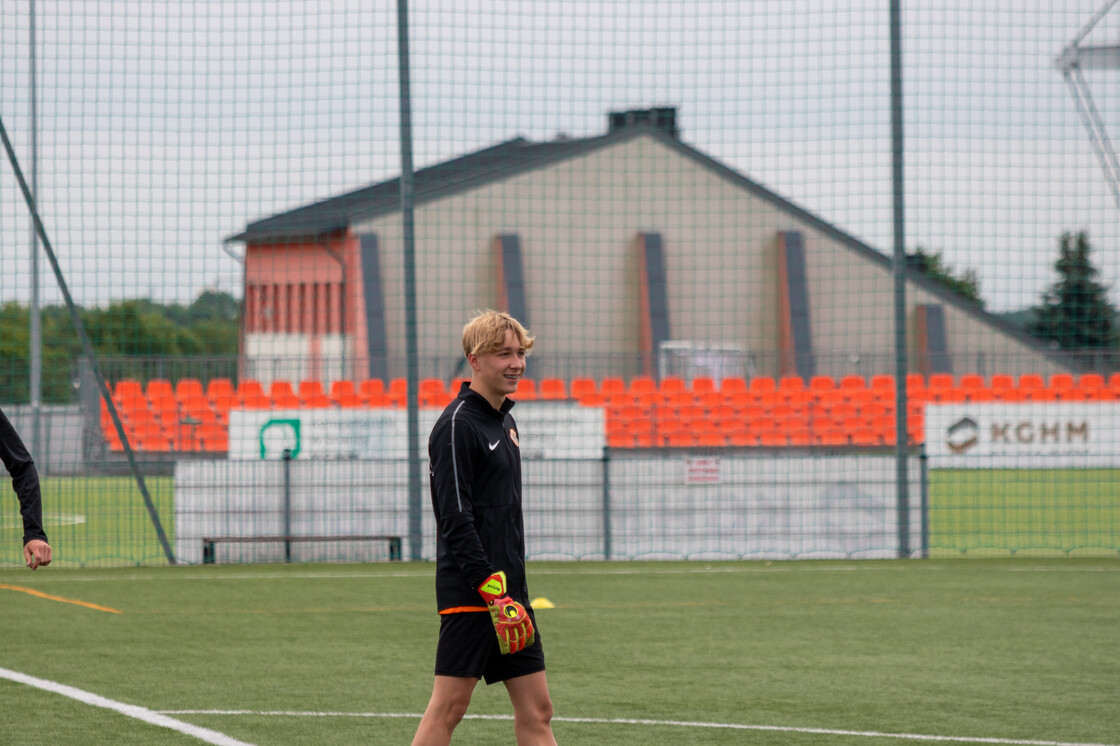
[0, 406, 52, 570]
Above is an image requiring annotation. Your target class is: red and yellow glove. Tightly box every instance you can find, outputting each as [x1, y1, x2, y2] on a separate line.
[477, 570, 535, 655]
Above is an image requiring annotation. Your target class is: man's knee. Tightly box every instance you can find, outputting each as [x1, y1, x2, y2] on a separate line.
[517, 694, 553, 728]
[437, 693, 472, 727]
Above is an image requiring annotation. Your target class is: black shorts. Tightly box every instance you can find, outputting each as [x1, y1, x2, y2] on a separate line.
[434, 609, 545, 685]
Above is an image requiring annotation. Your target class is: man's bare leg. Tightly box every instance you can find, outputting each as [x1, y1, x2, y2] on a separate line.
[412, 675, 478, 746]
[504, 670, 556, 745]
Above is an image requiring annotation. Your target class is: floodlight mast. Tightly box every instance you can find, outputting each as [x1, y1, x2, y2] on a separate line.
[1057, 0, 1120, 210]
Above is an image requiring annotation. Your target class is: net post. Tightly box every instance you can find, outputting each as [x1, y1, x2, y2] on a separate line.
[282, 449, 293, 563]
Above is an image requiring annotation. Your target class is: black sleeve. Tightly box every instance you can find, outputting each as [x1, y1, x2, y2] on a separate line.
[430, 415, 496, 590]
[0, 408, 48, 546]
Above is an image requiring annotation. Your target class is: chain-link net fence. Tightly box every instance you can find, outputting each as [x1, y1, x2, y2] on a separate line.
[2, 1, 1118, 565]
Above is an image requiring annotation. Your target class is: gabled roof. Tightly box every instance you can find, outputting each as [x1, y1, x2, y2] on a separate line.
[226, 125, 1063, 365]
[227, 134, 612, 243]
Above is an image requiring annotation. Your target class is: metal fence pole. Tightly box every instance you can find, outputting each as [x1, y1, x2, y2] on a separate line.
[283, 449, 293, 562]
[890, 0, 911, 558]
[602, 452, 612, 560]
[920, 445, 930, 559]
[397, 0, 423, 561]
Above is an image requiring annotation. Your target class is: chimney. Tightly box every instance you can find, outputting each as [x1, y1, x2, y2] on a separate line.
[608, 107, 679, 139]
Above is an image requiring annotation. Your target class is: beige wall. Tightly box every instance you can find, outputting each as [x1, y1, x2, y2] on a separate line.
[352, 134, 1057, 381]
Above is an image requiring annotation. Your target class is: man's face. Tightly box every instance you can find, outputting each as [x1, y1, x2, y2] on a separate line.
[469, 329, 527, 405]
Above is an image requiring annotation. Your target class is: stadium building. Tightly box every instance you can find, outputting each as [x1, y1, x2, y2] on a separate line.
[226, 107, 1059, 388]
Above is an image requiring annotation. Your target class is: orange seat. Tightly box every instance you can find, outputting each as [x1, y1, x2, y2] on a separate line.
[696, 432, 727, 448]
[814, 428, 848, 447]
[175, 378, 205, 401]
[237, 379, 265, 400]
[845, 389, 874, 407]
[808, 375, 835, 393]
[927, 373, 954, 390]
[1048, 373, 1075, 392]
[628, 376, 657, 398]
[814, 389, 848, 410]
[1022, 386, 1056, 402]
[1079, 373, 1106, 392]
[331, 380, 357, 401]
[146, 379, 174, 400]
[838, 375, 866, 392]
[577, 393, 608, 408]
[270, 379, 296, 399]
[239, 393, 271, 409]
[787, 428, 811, 447]
[206, 378, 234, 401]
[989, 373, 1015, 391]
[958, 373, 985, 390]
[387, 378, 408, 407]
[570, 378, 598, 401]
[1018, 373, 1045, 391]
[691, 377, 717, 396]
[273, 394, 300, 409]
[539, 378, 568, 400]
[719, 378, 748, 398]
[299, 380, 326, 400]
[198, 424, 229, 452]
[966, 388, 995, 402]
[860, 402, 892, 419]
[515, 379, 538, 401]
[137, 432, 173, 452]
[778, 376, 805, 394]
[993, 387, 1022, 402]
[114, 380, 144, 400]
[665, 432, 698, 448]
[600, 378, 626, 398]
[870, 374, 895, 392]
[758, 431, 787, 447]
[749, 376, 776, 395]
[727, 429, 758, 447]
[658, 376, 688, 398]
[608, 432, 638, 449]
[419, 378, 450, 407]
[850, 426, 882, 446]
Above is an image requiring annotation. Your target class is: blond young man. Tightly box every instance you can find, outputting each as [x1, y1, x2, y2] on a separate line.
[412, 310, 556, 746]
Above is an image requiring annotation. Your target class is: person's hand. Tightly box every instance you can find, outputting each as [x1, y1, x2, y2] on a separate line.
[23, 539, 52, 570]
[477, 571, 535, 654]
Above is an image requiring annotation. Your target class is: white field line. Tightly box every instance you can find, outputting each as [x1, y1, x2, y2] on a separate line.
[157, 709, 1118, 746]
[6, 562, 1118, 585]
[0, 668, 253, 746]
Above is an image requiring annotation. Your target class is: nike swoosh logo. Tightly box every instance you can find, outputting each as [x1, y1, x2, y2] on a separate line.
[488, 440, 500, 450]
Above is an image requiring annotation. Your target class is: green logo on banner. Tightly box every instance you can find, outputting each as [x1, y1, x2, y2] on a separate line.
[259, 418, 301, 459]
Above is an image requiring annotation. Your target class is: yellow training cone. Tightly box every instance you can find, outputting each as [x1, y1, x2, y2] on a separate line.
[531, 597, 556, 609]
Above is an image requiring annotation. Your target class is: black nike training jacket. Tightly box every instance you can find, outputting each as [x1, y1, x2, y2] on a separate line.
[428, 382, 529, 613]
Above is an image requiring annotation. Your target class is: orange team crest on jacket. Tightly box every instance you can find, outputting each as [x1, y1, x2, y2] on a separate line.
[509, 428, 519, 447]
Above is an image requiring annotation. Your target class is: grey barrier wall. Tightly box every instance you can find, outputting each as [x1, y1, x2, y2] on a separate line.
[174, 452, 926, 564]
[3, 404, 87, 475]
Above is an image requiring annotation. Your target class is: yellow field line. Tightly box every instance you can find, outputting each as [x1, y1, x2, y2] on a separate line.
[0, 584, 122, 614]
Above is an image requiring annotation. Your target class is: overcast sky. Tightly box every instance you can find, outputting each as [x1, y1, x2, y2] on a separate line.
[1, 0, 1118, 312]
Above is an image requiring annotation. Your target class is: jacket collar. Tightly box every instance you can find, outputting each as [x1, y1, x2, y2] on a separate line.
[457, 381, 515, 419]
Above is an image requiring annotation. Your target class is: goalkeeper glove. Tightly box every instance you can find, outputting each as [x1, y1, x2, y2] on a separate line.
[477, 570, 535, 655]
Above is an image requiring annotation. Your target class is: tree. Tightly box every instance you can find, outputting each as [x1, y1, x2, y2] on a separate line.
[1028, 231, 1115, 354]
[0, 292, 242, 404]
[906, 247, 984, 307]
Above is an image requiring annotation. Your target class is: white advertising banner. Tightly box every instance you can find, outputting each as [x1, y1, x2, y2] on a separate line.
[228, 402, 605, 461]
[924, 403, 1120, 468]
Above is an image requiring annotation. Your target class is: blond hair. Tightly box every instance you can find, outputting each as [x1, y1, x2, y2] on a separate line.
[462, 309, 535, 358]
